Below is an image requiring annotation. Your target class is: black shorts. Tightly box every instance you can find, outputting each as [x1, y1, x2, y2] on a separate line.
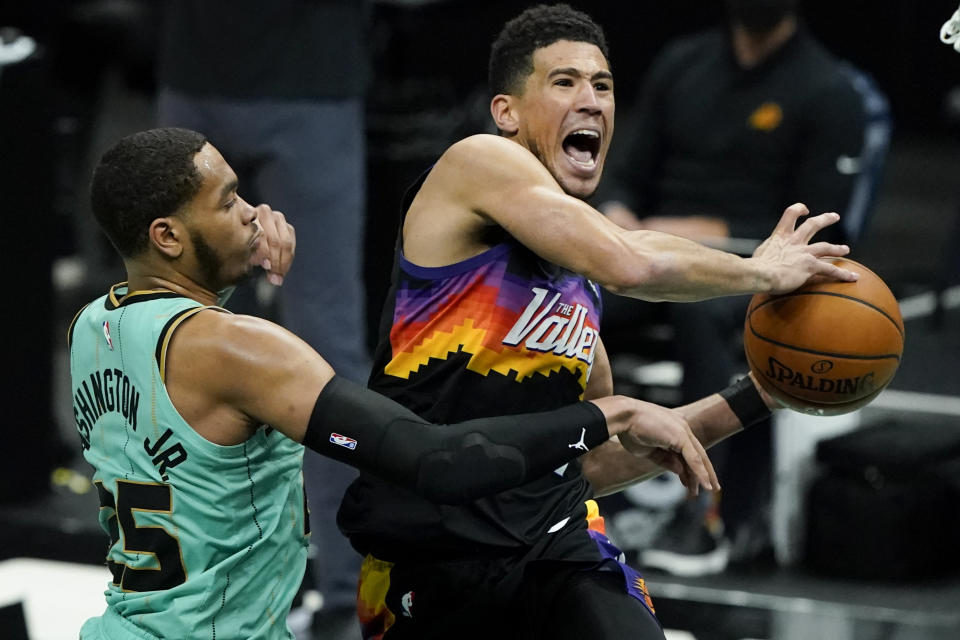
[356, 551, 664, 640]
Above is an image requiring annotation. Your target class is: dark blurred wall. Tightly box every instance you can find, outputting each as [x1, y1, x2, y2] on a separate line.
[803, 0, 960, 136]
[0, 1, 160, 502]
[0, 20, 64, 503]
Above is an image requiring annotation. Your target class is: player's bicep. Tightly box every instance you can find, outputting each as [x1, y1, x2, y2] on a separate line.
[229, 319, 335, 440]
[443, 136, 664, 294]
[478, 172, 646, 286]
[497, 196, 669, 295]
[168, 312, 334, 441]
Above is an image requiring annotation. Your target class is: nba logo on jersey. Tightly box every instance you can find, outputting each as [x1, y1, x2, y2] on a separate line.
[102, 321, 114, 350]
[330, 433, 357, 450]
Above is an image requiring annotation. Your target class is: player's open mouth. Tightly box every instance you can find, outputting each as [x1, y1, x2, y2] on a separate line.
[562, 129, 600, 170]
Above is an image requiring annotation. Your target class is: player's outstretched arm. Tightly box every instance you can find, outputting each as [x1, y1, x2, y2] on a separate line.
[417, 135, 856, 302]
[165, 311, 715, 504]
[303, 381, 717, 504]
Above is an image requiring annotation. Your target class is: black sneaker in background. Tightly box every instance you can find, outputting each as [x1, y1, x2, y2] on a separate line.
[640, 498, 731, 577]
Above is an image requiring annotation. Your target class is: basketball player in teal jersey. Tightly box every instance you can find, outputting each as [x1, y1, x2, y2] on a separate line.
[69, 127, 720, 640]
[337, 4, 858, 639]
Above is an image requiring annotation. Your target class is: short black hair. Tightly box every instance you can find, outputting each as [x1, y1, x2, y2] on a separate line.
[90, 127, 208, 258]
[488, 3, 609, 96]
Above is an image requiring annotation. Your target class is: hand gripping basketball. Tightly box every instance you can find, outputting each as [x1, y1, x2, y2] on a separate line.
[752, 203, 859, 294]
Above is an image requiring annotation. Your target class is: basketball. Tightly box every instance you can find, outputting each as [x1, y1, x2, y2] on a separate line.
[743, 257, 904, 416]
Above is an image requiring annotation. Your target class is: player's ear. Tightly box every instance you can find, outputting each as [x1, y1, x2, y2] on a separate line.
[149, 217, 185, 259]
[491, 94, 520, 135]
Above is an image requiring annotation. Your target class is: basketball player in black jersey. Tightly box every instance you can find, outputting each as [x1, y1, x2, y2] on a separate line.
[337, 4, 857, 639]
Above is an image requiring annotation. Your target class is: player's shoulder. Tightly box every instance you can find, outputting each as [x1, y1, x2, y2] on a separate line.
[166, 310, 313, 388]
[443, 133, 523, 161]
[170, 308, 288, 354]
[435, 134, 542, 183]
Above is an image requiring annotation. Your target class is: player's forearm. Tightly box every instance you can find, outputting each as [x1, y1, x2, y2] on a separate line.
[582, 439, 664, 497]
[403, 401, 611, 503]
[682, 372, 775, 440]
[600, 230, 773, 302]
[582, 401, 743, 497]
[583, 376, 773, 496]
[301, 376, 613, 504]
[678, 394, 746, 443]
[488, 182, 768, 303]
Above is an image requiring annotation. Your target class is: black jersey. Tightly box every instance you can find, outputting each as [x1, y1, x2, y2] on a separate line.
[338, 174, 605, 561]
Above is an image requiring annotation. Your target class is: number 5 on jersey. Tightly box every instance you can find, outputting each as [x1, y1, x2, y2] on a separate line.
[95, 479, 187, 591]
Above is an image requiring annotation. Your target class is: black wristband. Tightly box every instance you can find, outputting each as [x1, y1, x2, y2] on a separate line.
[719, 375, 771, 428]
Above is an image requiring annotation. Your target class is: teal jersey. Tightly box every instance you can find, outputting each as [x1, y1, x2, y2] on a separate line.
[69, 284, 309, 640]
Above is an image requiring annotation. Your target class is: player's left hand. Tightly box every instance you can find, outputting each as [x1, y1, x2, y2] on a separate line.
[251, 204, 296, 285]
[751, 202, 858, 294]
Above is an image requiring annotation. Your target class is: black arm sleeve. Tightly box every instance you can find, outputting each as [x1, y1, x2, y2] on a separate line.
[301, 376, 609, 504]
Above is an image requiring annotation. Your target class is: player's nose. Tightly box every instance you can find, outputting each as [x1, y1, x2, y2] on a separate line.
[241, 197, 258, 224]
[575, 82, 602, 114]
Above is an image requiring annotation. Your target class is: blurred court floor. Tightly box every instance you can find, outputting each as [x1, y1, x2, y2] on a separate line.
[0, 558, 702, 639]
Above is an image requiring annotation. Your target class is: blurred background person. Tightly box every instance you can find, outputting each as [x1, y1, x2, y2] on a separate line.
[155, 2, 372, 638]
[596, 0, 892, 576]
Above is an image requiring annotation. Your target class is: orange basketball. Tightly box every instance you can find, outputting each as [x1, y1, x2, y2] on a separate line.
[743, 257, 904, 416]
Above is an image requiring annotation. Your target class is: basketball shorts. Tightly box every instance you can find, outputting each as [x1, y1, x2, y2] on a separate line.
[355, 500, 664, 640]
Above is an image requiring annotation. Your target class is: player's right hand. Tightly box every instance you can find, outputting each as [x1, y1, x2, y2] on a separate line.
[250, 204, 296, 285]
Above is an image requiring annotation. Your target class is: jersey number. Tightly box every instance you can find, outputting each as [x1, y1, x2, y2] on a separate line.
[95, 480, 187, 591]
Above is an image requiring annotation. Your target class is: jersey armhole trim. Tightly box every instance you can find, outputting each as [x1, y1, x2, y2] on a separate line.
[67, 303, 91, 350]
[398, 242, 512, 280]
[155, 306, 228, 383]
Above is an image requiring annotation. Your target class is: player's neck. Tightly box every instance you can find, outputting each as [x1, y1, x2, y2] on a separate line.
[126, 263, 220, 306]
[730, 16, 797, 69]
